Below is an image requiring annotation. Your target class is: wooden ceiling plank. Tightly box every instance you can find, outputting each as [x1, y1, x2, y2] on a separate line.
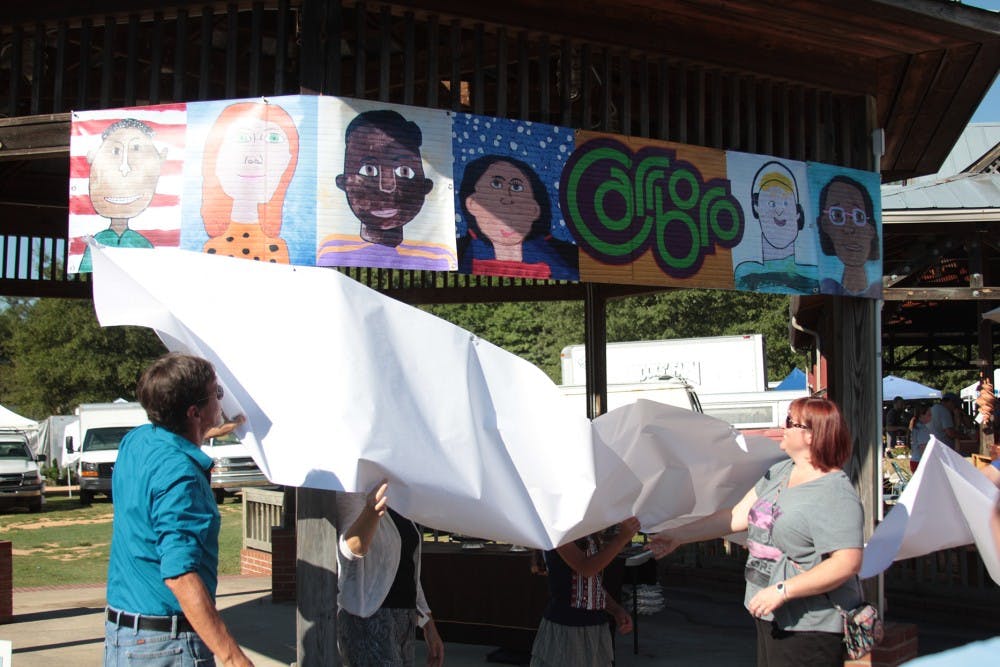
[881, 49, 944, 175]
[389, 0, 877, 94]
[911, 45, 1000, 177]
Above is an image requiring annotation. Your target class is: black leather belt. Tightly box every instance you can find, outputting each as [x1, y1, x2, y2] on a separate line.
[106, 608, 194, 634]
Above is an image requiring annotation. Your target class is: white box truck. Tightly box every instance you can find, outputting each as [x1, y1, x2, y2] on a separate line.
[560, 334, 767, 395]
[65, 402, 149, 505]
[558, 377, 703, 415]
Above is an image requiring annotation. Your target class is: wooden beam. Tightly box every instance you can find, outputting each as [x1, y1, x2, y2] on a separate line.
[0, 114, 71, 160]
[882, 286, 1000, 301]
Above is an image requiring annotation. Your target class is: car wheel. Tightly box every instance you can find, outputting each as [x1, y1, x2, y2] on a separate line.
[80, 489, 93, 506]
[214, 489, 226, 505]
[28, 500, 42, 513]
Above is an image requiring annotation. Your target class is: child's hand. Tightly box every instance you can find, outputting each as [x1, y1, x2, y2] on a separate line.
[619, 516, 641, 540]
[612, 606, 633, 634]
[366, 479, 389, 517]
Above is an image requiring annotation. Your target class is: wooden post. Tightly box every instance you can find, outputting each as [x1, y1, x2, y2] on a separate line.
[584, 283, 609, 419]
[827, 296, 882, 608]
[295, 487, 340, 666]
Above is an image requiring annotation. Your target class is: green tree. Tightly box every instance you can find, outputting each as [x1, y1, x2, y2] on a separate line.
[0, 298, 165, 419]
[425, 300, 583, 380]
[427, 288, 804, 385]
[607, 289, 805, 383]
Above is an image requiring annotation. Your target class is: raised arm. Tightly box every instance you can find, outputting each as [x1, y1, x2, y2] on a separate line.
[649, 484, 758, 559]
[555, 517, 640, 578]
[203, 414, 246, 441]
[342, 480, 389, 557]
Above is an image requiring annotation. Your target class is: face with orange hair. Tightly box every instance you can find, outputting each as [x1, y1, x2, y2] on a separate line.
[201, 102, 299, 239]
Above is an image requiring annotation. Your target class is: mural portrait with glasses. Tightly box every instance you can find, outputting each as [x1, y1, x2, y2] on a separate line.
[810, 165, 882, 299]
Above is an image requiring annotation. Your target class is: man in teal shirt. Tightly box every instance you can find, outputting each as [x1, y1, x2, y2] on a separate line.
[104, 353, 253, 667]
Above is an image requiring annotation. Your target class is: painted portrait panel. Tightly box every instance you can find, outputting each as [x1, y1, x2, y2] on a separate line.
[807, 164, 882, 299]
[316, 97, 457, 271]
[68, 105, 186, 273]
[453, 115, 578, 281]
[727, 152, 819, 295]
[179, 95, 317, 267]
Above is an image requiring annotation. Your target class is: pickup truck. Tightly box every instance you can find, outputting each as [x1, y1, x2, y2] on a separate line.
[0, 430, 46, 513]
[201, 432, 273, 504]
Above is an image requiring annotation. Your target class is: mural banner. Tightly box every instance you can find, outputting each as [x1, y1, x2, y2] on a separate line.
[68, 95, 882, 298]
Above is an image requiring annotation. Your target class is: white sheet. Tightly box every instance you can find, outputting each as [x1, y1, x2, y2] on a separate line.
[860, 438, 1000, 583]
[90, 245, 784, 549]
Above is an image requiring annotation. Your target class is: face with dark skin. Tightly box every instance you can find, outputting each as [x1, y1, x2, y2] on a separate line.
[88, 123, 167, 229]
[335, 122, 434, 247]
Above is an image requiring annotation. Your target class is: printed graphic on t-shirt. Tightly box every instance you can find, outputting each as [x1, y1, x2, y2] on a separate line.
[745, 497, 782, 587]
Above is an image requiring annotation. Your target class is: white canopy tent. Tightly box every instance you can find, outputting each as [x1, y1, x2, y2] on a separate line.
[960, 369, 999, 401]
[0, 403, 40, 455]
[0, 404, 37, 430]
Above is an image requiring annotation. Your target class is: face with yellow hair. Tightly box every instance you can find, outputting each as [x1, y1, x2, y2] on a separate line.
[755, 171, 801, 252]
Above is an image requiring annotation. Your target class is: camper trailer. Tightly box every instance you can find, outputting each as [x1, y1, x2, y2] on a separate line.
[66, 402, 149, 505]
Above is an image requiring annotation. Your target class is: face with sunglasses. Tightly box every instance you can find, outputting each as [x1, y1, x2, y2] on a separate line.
[785, 414, 810, 431]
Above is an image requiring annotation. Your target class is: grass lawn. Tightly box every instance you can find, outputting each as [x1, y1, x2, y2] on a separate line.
[1, 494, 246, 588]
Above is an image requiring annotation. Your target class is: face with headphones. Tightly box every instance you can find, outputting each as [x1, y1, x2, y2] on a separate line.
[751, 164, 804, 258]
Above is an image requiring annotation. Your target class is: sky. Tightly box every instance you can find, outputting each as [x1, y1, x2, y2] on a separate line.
[966, 1, 1000, 122]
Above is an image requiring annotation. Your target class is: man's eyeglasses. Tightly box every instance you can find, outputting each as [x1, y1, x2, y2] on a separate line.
[826, 206, 868, 226]
[785, 415, 810, 430]
[197, 385, 224, 404]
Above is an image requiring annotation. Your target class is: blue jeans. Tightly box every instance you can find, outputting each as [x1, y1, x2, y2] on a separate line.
[104, 619, 215, 666]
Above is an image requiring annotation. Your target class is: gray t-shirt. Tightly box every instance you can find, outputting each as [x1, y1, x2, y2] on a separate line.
[743, 459, 864, 633]
[929, 403, 955, 448]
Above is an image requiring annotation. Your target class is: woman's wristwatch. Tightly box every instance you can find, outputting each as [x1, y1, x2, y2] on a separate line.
[776, 581, 789, 599]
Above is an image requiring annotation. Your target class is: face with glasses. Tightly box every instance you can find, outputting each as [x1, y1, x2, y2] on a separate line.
[818, 178, 877, 269]
[193, 380, 224, 436]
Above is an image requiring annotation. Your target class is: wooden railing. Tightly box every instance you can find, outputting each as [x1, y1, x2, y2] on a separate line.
[242, 487, 285, 553]
[670, 539, 999, 604]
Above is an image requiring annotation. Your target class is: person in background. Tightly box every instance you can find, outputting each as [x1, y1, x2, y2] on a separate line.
[884, 396, 911, 446]
[104, 353, 253, 667]
[649, 397, 864, 666]
[929, 393, 960, 451]
[908, 403, 932, 473]
[530, 518, 640, 667]
[334, 480, 444, 667]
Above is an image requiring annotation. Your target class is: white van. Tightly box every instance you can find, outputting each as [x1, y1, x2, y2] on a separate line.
[200, 431, 272, 504]
[66, 402, 149, 505]
[0, 429, 46, 513]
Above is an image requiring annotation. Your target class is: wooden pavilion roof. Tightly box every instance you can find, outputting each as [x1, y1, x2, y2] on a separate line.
[1, 0, 999, 308]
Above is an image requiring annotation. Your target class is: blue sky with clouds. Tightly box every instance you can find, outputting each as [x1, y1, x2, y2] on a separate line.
[966, 1, 1000, 122]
